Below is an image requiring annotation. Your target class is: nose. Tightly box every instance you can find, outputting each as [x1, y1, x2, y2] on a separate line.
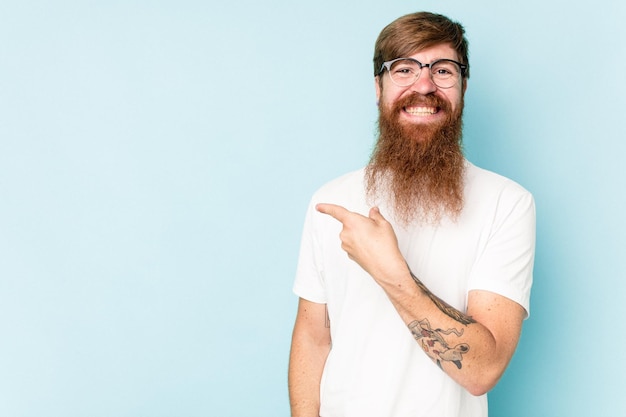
[409, 70, 437, 95]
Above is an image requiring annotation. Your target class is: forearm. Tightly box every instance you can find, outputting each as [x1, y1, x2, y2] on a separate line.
[288, 335, 330, 416]
[288, 299, 332, 417]
[378, 265, 521, 396]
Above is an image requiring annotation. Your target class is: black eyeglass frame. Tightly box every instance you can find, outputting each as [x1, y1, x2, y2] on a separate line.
[378, 57, 468, 88]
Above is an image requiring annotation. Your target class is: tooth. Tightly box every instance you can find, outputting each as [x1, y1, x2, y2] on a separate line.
[407, 106, 435, 115]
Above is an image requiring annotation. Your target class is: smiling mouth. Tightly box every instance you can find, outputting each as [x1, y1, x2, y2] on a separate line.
[404, 106, 439, 116]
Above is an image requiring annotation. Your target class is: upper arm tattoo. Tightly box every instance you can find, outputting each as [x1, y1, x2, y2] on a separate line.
[325, 304, 330, 328]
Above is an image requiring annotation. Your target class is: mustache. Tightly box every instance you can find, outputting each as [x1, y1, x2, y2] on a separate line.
[393, 92, 451, 112]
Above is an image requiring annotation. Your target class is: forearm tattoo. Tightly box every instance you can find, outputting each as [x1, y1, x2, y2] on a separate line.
[408, 269, 475, 325]
[407, 269, 475, 370]
[409, 318, 469, 370]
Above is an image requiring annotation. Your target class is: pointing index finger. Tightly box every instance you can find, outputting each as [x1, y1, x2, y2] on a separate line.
[316, 203, 350, 223]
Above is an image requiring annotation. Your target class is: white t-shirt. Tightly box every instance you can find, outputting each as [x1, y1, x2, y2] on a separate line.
[293, 161, 535, 417]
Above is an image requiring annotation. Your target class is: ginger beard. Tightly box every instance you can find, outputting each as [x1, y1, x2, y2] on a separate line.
[365, 91, 466, 225]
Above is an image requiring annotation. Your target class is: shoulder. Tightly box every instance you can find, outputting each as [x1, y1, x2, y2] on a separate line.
[462, 161, 535, 228]
[465, 161, 533, 203]
[462, 162, 536, 249]
[310, 168, 368, 208]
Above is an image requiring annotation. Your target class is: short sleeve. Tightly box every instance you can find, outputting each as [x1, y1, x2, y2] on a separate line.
[292, 198, 328, 304]
[467, 184, 536, 317]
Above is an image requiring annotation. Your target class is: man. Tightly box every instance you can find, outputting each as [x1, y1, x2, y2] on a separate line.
[288, 11, 535, 417]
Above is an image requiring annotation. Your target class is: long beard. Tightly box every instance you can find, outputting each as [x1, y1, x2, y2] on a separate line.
[365, 92, 466, 225]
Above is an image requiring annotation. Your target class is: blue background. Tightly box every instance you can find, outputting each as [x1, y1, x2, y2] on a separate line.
[1, 1, 624, 416]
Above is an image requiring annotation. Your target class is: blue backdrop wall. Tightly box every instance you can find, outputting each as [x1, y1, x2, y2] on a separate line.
[1, 1, 624, 416]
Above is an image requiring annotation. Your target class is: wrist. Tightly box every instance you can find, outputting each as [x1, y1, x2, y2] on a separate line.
[375, 260, 412, 290]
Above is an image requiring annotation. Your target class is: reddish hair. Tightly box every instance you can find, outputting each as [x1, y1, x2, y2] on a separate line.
[373, 12, 470, 79]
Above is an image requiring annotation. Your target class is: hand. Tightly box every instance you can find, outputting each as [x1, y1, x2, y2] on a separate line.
[316, 203, 408, 284]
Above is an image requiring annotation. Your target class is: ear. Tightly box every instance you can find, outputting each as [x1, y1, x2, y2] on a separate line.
[462, 78, 468, 94]
[374, 76, 381, 102]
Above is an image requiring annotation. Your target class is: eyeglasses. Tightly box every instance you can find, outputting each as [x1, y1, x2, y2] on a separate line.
[378, 57, 467, 89]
